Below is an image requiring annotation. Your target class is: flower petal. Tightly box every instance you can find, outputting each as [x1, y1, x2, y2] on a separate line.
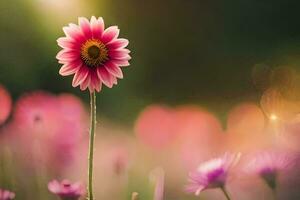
[112, 76, 118, 84]
[111, 59, 130, 67]
[97, 67, 115, 88]
[106, 38, 129, 50]
[104, 61, 123, 78]
[90, 16, 104, 38]
[80, 73, 90, 91]
[79, 17, 92, 39]
[195, 186, 205, 196]
[101, 26, 120, 44]
[56, 49, 80, 61]
[48, 180, 61, 193]
[57, 37, 80, 50]
[109, 49, 131, 60]
[72, 67, 89, 87]
[59, 62, 82, 76]
[89, 73, 102, 92]
[63, 24, 85, 43]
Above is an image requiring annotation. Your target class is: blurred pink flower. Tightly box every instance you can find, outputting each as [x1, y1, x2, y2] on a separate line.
[185, 153, 241, 196]
[58, 94, 88, 139]
[135, 105, 178, 149]
[175, 106, 224, 170]
[0, 189, 15, 200]
[227, 103, 265, 134]
[175, 106, 223, 139]
[135, 105, 225, 171]
[246, 151, 296, 190]
[56, 16, 131, 92]
[225, 103, 269, 152]
[11, 91, 87, 174]
[13, 91, 59, 135]
[48, 179, 85, 200]
[0, 85, 12, 125]
[58, 93, 87, 123]
[279, 114, 300, 150]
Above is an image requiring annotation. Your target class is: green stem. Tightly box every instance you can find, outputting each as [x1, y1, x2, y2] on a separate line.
[88, 92, 96, 200]
[221, 187, 231, 200]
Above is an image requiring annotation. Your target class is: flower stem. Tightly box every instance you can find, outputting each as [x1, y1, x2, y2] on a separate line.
[221, 187, 231, 200]
[272, 188, 277, 200]
[88, 92, 96, 200]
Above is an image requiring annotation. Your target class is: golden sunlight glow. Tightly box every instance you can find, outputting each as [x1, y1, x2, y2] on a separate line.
[35, 0, 89, 16]
[29, 0, 106, 23]
[270, 113, 278, 121]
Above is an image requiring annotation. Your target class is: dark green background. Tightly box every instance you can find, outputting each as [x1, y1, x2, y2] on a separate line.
[1, 0, 300, 123]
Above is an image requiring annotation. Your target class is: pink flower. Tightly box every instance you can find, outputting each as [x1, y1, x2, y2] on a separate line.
[48, 180, 85, 200]
[54, 93, 88, 146]
[246, 151, 296, 190]
[56, 16, 131, 92]
[175, 106, 224, 170]
[225, 103, 268, 152]
[13, 91, 59, 134]
[185, 153, 241, 196]
[12, 91, 87, 174]
[0, 189, 15, 200]
[134, 105, 178, 149]
[57, 93, 87, 122]
[13, 92, 87, 141]
[0, 85, 12, 125]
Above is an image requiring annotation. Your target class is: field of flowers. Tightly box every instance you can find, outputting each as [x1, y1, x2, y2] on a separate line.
[1, 77, 300, 199]
[1, 1, 300, 200]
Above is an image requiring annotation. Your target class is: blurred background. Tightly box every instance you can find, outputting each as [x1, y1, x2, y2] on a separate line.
[1, 0, 300, 200]
[1, 0, 300, 123]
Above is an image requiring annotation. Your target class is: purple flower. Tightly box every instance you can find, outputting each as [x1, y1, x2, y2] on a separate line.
[48, 180, 85, 200]
[0, 189, 15, 200]
[185, 153, 241, 196]
[246, 151, 296, 190]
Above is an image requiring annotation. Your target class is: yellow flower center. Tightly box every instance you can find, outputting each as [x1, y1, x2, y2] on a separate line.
[81, 39, 109, 67]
